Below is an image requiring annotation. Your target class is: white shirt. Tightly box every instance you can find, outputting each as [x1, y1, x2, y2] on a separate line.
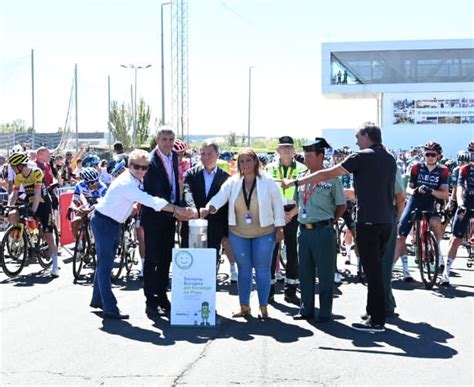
[95, 169, 169, 223]
[203, 166, 217, 197]
[208, 173, 285, 228]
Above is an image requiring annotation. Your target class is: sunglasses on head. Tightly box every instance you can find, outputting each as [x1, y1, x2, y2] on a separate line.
[131, 163, 149, 171]
[424, 152, 438, 158]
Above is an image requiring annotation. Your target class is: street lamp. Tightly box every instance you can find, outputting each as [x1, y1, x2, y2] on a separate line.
[161, 1, 171, 125]
[247, 66, 254, 147]
[120, 64, 152, 145]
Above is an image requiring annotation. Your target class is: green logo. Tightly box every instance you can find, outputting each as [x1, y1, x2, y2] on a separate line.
[175, 251, 193, 270]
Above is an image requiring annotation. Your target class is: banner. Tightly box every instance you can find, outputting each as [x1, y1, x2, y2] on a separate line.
[171, 248, 216, 327]
[392, 95, 474, 125]
[59, 192, 74, 246]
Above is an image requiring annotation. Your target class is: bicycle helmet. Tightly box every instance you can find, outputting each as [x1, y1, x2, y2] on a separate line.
[457, 151, 470, 163]
[173, 139, 187, 154]
[9, 144, 24, 157]
[444, 159, 457, 172]
[258, 154, 269, 166]
[81, 167, 100, 184]
[8, 152, 29, 166]
[468, 141, 474, 152]
[423, 141, 442, 155]
[83, 154, 100, 167]
[111, 160, 126, 177]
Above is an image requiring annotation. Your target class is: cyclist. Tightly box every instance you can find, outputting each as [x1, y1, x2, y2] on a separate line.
[7, 152, 59, 278]
[446, 152, 469, 220]
[441, 142, 474, 286]
[69, 167, 107, 240]
[393, 141, 449, 281]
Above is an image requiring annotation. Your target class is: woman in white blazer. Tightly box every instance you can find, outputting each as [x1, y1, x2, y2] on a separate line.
[200, 148, 285, 319]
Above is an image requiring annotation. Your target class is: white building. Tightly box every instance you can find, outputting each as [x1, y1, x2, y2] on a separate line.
[321, 39, 474, 157]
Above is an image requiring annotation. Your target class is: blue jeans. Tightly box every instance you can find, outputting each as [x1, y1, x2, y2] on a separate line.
[91, 212, 121, 314]
[229, 231, 275, 306]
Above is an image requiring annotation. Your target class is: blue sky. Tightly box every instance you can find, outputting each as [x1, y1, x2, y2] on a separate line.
[1, 0, 473, 139]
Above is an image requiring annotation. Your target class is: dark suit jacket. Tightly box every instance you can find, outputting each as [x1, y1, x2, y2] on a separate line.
[141, 147, 181, 226]
[181, 164, 230, 247]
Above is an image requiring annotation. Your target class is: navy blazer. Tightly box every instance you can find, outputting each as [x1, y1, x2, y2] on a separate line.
[141, 147, 181, 223]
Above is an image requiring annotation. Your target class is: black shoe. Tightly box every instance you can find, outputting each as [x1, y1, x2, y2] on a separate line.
[441, 281, 450, 287]
[90, 303, 103, 309]
[293, 313, 314, 320]
[145, 306, 161, 318]
[360, 312, 370, 320]
[352, 318, 385, 333]
[284, 293, 301, 305]
[103, 310, 129, 320]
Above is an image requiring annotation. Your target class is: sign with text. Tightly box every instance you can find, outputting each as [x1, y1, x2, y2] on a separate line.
[171, 248, 216, 327]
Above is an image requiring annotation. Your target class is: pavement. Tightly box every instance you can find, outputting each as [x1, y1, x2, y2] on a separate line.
[1, 238, 473, 386]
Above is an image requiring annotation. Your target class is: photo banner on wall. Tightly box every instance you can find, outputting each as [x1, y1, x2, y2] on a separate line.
[392, 95, 474, 125]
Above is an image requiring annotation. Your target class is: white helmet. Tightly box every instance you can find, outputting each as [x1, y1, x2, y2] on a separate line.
[9, 144, 24, 157]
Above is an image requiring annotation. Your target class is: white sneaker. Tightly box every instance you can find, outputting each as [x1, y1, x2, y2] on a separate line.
[403, 269, 413, 282]
[334, 272, 342, 284]
[441, 271, 450, 286]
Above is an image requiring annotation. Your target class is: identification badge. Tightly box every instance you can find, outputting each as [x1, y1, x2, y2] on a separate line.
[245, 212, 253, 224]
[301, 208, 307, 219]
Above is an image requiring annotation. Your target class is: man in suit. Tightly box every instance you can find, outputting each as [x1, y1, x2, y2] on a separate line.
[142, 127, 194, 318]
[181, 142, 232, 273]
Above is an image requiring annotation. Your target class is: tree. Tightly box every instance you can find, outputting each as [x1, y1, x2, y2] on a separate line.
[135, 98, 151, 147]
[226, 131, 237, 147]
[0, 119, 31, 133]
[109, 101, 132, 150]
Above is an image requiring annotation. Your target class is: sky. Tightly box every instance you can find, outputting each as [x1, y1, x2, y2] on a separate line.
[1, 0, 473, 140]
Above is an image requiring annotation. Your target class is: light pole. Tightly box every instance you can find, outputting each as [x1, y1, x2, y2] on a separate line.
[247, 66, 254, 147]
[161, 1, 171, 125]
[120, 64, 152, 145]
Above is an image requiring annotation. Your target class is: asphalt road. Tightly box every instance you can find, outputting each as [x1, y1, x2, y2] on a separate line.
[1, 239, 473, 386]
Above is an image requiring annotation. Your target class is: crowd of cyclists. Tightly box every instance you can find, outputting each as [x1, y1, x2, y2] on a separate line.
[0, 136, 472, 294]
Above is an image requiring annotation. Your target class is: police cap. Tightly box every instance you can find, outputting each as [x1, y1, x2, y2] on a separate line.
[302, 137, 331, 152]
[278, 136, 294, 146]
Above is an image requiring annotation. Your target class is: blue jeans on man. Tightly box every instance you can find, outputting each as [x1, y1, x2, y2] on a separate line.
[91, 212, 121, 314]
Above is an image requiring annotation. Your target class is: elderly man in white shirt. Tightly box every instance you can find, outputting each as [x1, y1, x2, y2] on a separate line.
[90, 149, 194, 319]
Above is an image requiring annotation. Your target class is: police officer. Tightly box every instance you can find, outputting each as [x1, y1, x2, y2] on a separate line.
[267, 136, 307, 303]
[292, 139, 346, 322]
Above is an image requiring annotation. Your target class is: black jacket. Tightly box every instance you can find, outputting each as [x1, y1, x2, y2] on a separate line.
[141, 148, 181, 225]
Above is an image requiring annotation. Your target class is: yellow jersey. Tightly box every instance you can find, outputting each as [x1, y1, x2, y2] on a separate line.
[13, 168, 47, 204]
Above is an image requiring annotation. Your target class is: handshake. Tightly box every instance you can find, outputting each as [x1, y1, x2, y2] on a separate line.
[171, 205, 217, 221]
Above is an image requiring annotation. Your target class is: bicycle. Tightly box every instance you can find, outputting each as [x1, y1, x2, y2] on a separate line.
[410, 209, 440, 289]
[72, 213, 96, 280]
[0, 205, 59, 278]
[111, 215, 140, 280]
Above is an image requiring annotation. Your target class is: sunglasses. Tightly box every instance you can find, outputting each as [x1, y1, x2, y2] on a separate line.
[131, 163, 149, 171]
[87, 180, 99, 186]
[424, 153, 438, 158]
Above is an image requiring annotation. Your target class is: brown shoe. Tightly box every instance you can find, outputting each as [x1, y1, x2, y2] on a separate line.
[232, 304, 251, 318]
[258, 305, 268, 320]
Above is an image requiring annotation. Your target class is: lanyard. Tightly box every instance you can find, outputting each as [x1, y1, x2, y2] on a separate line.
[303, 183, 318, 206]
[278, 165, 294, 194]
[242, 178, 257, 211]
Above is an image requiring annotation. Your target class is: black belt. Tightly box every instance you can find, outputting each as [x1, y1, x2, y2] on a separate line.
[95, 210, 120, 225]
[300, 219, 333, 230]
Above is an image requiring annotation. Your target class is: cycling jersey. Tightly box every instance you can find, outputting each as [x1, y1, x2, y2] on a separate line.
[409, 162, 449, 208]
[458, 164, 474, 209]
[73, 181, 108, 206]
[450, 166, 460, 187]
[339, 174, 353, 189]
[13, 167, 48, 204]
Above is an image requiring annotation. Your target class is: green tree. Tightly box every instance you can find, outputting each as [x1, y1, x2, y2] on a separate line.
[0, 119, 31, 133]
[226, 131, 237, 147]
[135, 98, 151, 147]
[110, 101, 132, 150]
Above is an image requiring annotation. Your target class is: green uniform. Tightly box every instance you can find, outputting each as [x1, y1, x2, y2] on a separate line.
[296, 175, 346, 318]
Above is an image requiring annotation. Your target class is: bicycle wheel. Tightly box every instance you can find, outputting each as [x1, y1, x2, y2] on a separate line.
[36, 225, 59, 269]
[72, 225, 91, 279]
[124, 226, 138, 273]
[0, 226, 28, 278]
[111, 233, 125, 281]
[419, 231, 439, 290]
